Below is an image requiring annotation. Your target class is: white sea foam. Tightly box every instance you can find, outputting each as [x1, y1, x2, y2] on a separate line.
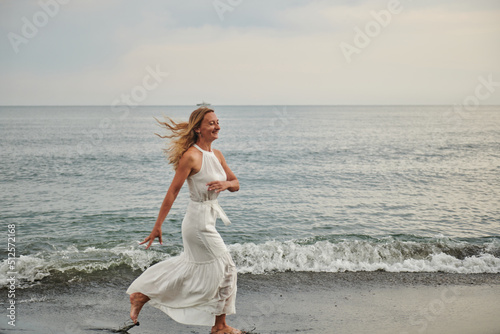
[228, 239, 500, 274]
[1, 238, 498, 287]
[0, 244, 167, 287]
[19, 296, 48, 303]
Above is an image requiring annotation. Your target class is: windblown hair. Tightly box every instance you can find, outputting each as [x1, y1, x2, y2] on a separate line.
[155, 107, 214, 170]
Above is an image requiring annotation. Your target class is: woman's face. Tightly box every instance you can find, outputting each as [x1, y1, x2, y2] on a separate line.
[198, 112, 220, 141]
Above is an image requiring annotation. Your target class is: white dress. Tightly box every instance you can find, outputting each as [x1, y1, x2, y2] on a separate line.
[127, 144, 237, 326]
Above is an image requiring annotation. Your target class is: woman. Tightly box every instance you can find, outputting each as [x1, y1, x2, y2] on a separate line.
[126, 107, 242, 334]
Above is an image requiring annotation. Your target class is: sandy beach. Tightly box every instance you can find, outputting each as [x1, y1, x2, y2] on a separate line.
[4, 271, 499, 334]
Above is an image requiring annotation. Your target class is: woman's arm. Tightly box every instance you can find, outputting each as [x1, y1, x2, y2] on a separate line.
[140, 151, 196, 249]
[208, 150, 239, 193]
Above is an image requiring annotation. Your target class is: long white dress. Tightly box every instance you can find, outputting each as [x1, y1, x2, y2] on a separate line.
[127, 144, 237, 326]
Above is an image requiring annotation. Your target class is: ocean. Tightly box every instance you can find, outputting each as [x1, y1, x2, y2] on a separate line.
[1, 105, 499, 292]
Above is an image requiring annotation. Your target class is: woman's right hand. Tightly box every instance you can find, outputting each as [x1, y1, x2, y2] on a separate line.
[140, 227, 162, 250]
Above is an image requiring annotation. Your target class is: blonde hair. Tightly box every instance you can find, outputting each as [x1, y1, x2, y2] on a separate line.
[155, 107, 214, 170]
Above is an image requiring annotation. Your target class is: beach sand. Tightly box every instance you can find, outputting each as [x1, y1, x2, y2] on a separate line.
[4, 272, 499, 334]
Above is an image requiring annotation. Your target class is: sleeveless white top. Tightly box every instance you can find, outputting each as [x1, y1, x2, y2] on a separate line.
[187, 144, 227, 202]
[187, 144, 231, 225]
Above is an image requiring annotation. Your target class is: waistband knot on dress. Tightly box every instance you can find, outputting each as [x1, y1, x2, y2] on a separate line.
[191, 199, 232, 226]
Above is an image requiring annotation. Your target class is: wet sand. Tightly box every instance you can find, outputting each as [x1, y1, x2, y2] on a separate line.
[3, 272, 500, 334]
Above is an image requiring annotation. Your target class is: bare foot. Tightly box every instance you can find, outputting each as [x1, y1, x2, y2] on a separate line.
[129, 292, 150, 323]
[210, 325, 244, 334]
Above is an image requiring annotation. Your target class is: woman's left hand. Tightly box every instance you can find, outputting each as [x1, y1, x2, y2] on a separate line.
[206, 180, 229, 193]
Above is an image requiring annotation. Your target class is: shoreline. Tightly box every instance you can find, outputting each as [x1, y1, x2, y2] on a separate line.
[3, 271, 499, 333]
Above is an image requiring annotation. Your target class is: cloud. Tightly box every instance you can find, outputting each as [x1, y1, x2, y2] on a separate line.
[0, 0, 499, 105]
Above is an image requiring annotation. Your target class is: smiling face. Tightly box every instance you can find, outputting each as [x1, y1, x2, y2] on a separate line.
[196, 112, 220, 142]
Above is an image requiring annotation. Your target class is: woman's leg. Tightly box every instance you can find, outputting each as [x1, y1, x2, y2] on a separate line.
[211, 314, 242, 334]
[129, 292, 150, 323]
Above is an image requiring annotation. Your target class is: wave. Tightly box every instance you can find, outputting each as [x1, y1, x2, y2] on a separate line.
[229, 236, 500, 274]
[1, 236, 499, 288]
[0, 244, 168, 288]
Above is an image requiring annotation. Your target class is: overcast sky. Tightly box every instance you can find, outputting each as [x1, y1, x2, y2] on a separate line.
[1, 0, 499, 105]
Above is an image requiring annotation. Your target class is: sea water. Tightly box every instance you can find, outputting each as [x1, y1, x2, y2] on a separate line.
[1, 105, 499, 289]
